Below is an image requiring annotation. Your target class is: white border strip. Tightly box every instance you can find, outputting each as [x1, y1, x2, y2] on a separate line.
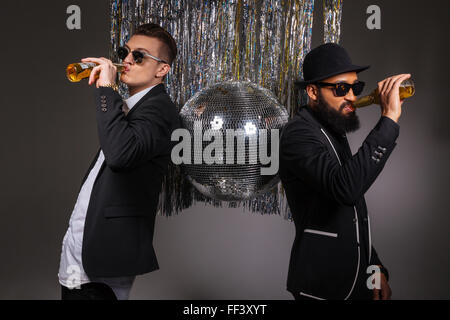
[304, 228, 338, 238]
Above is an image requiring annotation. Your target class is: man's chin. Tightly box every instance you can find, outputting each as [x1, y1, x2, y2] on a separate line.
[345, 113, 361, 133]
[343, 110, 356, 118]
[119, 76, 141, 90]
[119, 74, 130, 85]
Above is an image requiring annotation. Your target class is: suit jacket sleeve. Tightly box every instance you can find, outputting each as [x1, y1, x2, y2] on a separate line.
[94, 86, 173, 171]
[281, 116, 400, 206]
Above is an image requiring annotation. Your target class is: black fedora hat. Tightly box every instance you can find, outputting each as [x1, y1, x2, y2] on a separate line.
[295, 43, 370, 88]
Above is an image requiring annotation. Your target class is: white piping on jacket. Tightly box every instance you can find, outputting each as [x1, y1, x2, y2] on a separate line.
[300, 292, 326, 300]
[320, 128, 360, 300]
[368, 214, 372, 262]
[304, 229, 338, 238]
[321, 129, 342, 166]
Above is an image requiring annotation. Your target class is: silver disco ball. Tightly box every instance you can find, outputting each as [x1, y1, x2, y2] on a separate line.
[179, 81, 289, 201]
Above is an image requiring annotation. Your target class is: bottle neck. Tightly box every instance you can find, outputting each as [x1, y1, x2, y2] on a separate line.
[354, 89, 377, 108]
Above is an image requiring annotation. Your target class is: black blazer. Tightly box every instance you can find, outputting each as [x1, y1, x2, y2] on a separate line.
[279, 106, 399, 299]
[80, 84, 180, 278]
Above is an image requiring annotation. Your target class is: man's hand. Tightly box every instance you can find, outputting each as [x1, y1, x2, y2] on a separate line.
[377, 73, 411, 123]
[82, 57, 118, 88]
[373, 272, 392, 300]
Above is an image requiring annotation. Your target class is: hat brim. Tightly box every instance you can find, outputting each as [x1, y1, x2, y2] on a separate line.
[294, 65, 370, 88]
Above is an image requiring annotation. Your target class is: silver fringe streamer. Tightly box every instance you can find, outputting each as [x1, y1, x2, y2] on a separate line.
[323, 0, 343, 44]
[109, 0, 342, 219]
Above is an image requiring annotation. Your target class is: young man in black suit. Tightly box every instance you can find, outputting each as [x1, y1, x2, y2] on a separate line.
[58, 23, 180, 300]
[280, 43, 410, 300]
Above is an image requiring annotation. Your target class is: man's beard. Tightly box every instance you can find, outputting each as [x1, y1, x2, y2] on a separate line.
[310, 92, 360, 134]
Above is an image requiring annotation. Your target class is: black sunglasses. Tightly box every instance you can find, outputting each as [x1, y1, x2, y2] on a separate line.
[315, 81, 365, 97]
[117, 46, 167, 64]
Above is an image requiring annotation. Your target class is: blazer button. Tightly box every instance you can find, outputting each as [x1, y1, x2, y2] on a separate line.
[101, 95, 106, 99]
[101, 107, 107, 112]
[374, 150, 383, 157]
[101, 103, 107, 107]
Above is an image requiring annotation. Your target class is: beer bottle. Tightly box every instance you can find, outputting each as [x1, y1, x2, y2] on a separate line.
[354, 79, 415, 108]
[66, 62, 125, 82]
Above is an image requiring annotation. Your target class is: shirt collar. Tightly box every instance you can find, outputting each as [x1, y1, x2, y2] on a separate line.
[124, 85, 156, 110]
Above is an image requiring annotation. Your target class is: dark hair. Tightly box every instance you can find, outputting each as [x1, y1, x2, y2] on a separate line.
[133, 23, 177, 66]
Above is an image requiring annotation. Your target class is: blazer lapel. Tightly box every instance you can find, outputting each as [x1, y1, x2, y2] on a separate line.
[79, 148, 101, 192]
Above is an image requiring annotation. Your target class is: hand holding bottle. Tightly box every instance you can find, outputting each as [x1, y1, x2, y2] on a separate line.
[81, 57, 119, 88]
[377, 73, 411, 123]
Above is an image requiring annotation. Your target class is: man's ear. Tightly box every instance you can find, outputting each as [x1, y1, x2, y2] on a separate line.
[306, 84, 319, 102]
[156, 64, 171, 78]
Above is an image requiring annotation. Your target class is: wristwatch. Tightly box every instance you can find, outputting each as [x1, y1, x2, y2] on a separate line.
[99, 83, 119, 92]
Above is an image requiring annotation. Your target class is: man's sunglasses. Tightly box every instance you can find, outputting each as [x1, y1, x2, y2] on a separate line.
[315, 81, 365, 97]
[117, 46, 167, 64]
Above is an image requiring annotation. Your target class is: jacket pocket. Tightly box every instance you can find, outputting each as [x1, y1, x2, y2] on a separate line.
[295, 231, 354, 299]
[103, 205, 147, 218]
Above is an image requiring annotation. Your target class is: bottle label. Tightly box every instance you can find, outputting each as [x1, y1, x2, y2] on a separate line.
[78, 62, 97, 69]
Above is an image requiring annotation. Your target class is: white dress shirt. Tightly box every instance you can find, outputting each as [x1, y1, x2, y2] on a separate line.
[58, 85, 155, 292]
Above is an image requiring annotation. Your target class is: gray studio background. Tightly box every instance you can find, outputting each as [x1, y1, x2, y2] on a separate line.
[0, 0, 448, 299]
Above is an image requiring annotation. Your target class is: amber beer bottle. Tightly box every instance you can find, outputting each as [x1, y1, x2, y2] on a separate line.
[354, 79, 415, 108]
[66, 62, 125, 82]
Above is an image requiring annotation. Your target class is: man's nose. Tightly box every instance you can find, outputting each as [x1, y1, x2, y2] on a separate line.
[345, 89, 357, 102]
[123, 52, 134, 64]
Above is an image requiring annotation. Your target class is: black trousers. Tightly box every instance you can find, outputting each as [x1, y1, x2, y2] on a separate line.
[61, 283, 117, 300]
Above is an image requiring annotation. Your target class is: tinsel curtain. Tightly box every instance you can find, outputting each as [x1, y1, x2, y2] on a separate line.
[109, 0, 343, 219]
